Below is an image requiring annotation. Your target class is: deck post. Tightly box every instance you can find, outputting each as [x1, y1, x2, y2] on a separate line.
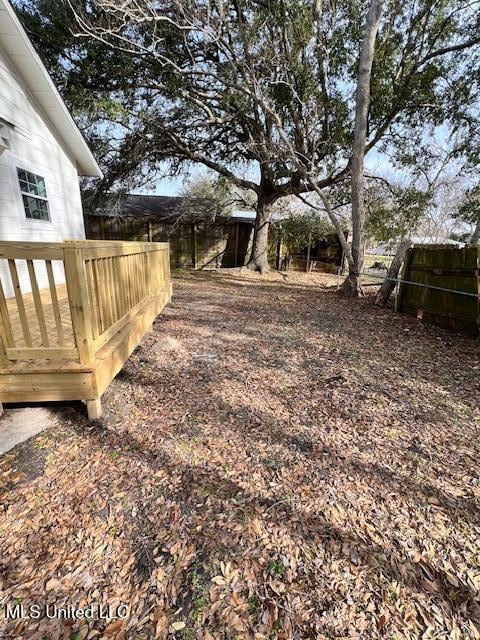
[0, 401, 3, 417]
[86, 398, 102, 420]
[63, 242, 96, 369]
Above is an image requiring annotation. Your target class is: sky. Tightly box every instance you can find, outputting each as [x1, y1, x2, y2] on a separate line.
[135, 161, 261, 198]
[146, 175, 187, 197]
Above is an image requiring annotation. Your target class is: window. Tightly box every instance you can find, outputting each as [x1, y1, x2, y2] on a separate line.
[16, 168, 50, 221]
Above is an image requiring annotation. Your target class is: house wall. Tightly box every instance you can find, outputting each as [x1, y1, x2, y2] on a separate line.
[0, 44, 85, 298]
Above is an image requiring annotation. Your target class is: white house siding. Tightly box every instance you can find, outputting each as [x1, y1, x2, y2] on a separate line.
[0, 44, 85, 299]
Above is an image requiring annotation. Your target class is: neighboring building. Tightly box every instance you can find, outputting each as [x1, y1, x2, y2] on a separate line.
[0, 0, 102, 297]
[409, 236, 464, 247]
[366, 244, 396, 256]
[369, 237, 465, 256]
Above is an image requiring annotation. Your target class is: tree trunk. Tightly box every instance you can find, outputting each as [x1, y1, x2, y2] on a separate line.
[342, 0, 383, 297]
[341, 271, 364, 297]
[315, 188, 355, 271]
[246, 197, 272, 273]
[470, 219, 480, 244]
[310, 188, 360, 296]
[375, 239, 410, 306]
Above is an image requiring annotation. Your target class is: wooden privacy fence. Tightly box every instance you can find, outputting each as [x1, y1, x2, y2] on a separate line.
[85, 215, 254, 269]
[398, 244, 479, 335]
[0, 240, 172, 418]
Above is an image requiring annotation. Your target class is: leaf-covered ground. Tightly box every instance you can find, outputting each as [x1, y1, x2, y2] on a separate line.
[1, 271, 479, 640]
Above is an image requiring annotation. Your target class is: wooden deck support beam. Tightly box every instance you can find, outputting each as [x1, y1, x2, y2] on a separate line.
[86, 398, 102, 420]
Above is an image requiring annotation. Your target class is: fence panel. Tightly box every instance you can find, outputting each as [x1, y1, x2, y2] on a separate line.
[398, 245, 479, 335]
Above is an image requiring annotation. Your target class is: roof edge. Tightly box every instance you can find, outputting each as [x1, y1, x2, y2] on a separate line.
[0, 0, 103, 178]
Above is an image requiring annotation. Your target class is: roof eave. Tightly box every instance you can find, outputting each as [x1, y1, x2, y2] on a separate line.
[0, 0, 103, 178]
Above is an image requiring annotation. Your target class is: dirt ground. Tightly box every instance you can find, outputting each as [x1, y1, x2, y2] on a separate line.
[0, 270, 479, 640]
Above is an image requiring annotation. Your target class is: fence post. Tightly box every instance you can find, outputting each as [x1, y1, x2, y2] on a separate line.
[63, 242, 96, 368]
[477, 244, 480, 332]
[394, 276, 400, 312]
[396, 247, 412, 313]
[306, 233, 312, 272]
[276, 230, 282, 271]
[234, 222, 239, 266]
[192, 223, 198, 269]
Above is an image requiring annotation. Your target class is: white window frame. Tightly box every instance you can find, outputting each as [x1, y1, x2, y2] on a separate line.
[16, 166, 51, 223]
[7, 154, 55, 230]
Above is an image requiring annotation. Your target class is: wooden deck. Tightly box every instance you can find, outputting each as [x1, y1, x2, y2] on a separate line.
[0, 240, 171, 418]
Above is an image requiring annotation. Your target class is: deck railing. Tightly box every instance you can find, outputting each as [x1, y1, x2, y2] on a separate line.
[0, 240, 170, 368]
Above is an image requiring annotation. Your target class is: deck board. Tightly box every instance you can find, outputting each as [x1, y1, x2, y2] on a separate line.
[1, 284, 85, 373]
[6, 283, 75, 349]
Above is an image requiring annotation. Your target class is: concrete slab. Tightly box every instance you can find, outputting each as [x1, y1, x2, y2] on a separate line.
[0, 407, 55, 455]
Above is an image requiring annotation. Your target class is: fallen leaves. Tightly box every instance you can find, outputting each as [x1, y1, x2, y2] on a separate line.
[104, 619, 123, 635]
[0, 270, 479, 639]
[169, 620, 186, 632]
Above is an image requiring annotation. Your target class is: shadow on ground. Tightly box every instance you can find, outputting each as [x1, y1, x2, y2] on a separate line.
[0, 271, 479, 639]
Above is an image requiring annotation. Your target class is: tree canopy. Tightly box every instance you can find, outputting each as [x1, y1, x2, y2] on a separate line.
[454, 186, 480, 243]
[13, 0, 480, 275]
[366, 184, 432, 245]
[277, 213, 337, 255]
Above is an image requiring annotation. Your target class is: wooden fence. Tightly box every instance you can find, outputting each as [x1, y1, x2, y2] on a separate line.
[0, 240, 171, 418]
[398, 244, 479, 335]
[86, 214, 346, 274]
[85, 215, 253, 269]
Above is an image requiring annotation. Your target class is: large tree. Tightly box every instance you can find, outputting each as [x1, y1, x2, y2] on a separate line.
[16, 0, 480, 283]
[367, 183, 431, 305]
[348, 0, 384, 296]
[66, 0, 358, 272]
[302, 0, 480, 294]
